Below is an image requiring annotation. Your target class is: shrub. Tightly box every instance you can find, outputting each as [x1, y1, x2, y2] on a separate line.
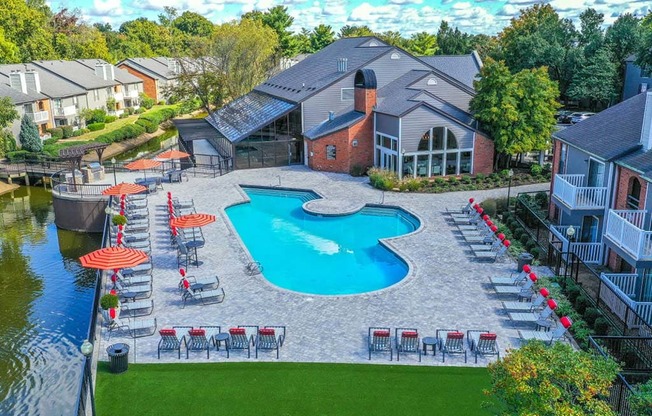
[61, 125, 73, 138]
[574, 295, 590, 315]
[404, 178, 421, 191]
[475, 173, 486, 182]
[500, 169, 511, 178]
[135, 107, 145, 114]
[447, 176, 459, 185]
[72, 130, 83, 137]
[434, 177, 445, 185]
[530, 164, 543, 176]
[350, 165, 367, 177]
[139, 93, 155, 109]
[47, 127, 64, 140]
[461, 175, 472, 184]
[100, 293, 119, 310]
[105, 115, 118, 123]
[566, 285, 581, 304]
[481, 199, 497, 217]
[535, 192, 548, 208]
[519, 234, 530, 245]
[530, 247, 540, 259]
[631, 379, 652, 416]
[158, 100, 166, 105]
[593, 317, 610, 335]
[83, 108, 107, 124]
[368, 168, 399, 191]
[124, 107, 134, 115]
[87, 123, 105, 131]
[489, 173, 500, 182]
[7, 150, 29, 160]
[583, 307, 601, 327]
[543, 163, 552, 173]
[112, 214, 127, 226]
[136, 119, 157, 133]
[43, 138, 58, 146]
[81, 128, 90, 134]
[420, 179, 430, 187]
[119, 113, 128, 119]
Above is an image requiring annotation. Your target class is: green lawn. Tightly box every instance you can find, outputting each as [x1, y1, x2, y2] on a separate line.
[96, 362, 500, 415]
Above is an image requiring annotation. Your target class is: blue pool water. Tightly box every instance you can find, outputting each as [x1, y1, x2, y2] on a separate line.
[226, 187, 419, 295]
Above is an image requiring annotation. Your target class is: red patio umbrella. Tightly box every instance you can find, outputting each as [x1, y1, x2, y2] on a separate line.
[125, 159, 162, 180]
[157, 150, 190, 160]
[102, 182, 147, 196]
[79, 246, 148, 270]
[169, 213, 216, 229]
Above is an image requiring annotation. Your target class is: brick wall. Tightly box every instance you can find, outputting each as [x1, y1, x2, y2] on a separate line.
[472, 132, 494, 174]
[118, 65, 158, 101]
[354, 88, 375, 114]
[614, 166, 648, 210]
[307, 129, 351, 173]
[549, 140, 562, 218]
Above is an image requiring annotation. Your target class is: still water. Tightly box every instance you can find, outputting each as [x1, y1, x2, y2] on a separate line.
[0, 186, 101, 415]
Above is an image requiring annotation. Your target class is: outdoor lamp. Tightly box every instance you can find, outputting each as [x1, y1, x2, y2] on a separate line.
[508, 169, 514, 178]
[80, 339, 93, 357]
[111, 157, 117, 185]
[566, 225, 576, 240]
[507, 169, 515, 209]
[104, 206, 114, 216]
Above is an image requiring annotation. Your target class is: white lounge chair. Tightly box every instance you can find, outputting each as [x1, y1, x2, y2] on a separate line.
[518, 316, 573, 345]
[475, 239, 510, 261]
[467, 330, 499, 363]
[508, 299, 558, 327]
[503, 287, 550, 311]
[494, 272, 537, 295]
[490, 264, 532, 285]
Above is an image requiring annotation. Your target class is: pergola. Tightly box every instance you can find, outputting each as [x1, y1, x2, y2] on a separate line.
[58, 142, 109, 184]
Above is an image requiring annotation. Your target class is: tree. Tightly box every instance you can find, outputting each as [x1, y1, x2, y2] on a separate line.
[243, 6, 296, 57]
[309, 24, 335, 52]
[488, 342, 619, 416]
[567, 47, 618, 109]
[578, 8, 604, 57]
[637, 12, 652, 71]
[0, 0, 57, 62]
[406, 32, 437, 56]
[294, 28, 312, 54]
[0, 27, 20, 64]
[436, 21, 472, 55]
[18, 115, 42, 153]
[470, 34, 500, 61]
[119, 17, 174, 56]
[0, 97, 19, 129]
[377, 31, 406, 48]
[339, 25, 375, 38]
[173, 11, 214, 38]
[470, 58, 559, 168]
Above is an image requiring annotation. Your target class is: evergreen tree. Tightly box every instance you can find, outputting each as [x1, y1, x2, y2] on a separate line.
[18, 114, 42, 153]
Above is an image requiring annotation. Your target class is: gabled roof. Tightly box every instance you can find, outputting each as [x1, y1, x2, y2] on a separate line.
[553, 92, 647, 161]
[0, 64, 86, 99]
[76, 59, 143, 85]
[304, 110, 365, 140]
[418, 52, 482, 89]
[118, 57, 177, 81]
[32, 60, 118, 89]
[0, 80, 40, 105]
[205, 91, 297, 143]
[375, 70, 475, 126]
[255, 37, 391, 103]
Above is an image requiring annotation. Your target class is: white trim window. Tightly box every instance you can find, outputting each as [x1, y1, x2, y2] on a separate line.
[401, 127, 473, 178]
[341, 88, 354, 101]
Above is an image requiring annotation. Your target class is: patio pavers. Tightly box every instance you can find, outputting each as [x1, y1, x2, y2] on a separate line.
[98, 166, 550, 366]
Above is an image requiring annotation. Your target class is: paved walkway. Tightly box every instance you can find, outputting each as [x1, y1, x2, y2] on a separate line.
[98, 166, 550, 366]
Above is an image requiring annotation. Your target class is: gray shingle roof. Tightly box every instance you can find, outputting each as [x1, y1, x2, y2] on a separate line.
[0, 64, 85, 99]
[617, 149, 652, 176]
[255, 37, 391, 103]
[205, 91, 297, 143]
[173, 119, 218, 141]
[76, 59, 143, 85]
[304, 110, 365, 140]
[32, 60, 118, 89]
[418, 53, 481, 89]
[375, 70, 475, 125]
[0, 80, 40, 105]
[119, 58, 177, 81]
[554, 92, 647, 161]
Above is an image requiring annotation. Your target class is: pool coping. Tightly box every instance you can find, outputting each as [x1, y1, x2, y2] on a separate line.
[220, 184, 426, 298]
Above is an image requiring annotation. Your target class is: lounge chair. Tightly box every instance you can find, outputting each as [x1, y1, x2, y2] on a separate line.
[470, 234, 505, 252]
[255, 326, 286, 359]
[474, 239, 510, 262]
[368, 327, 392, 360]
[199, 325, 222, 351]
[180, 326, 212, 359]
[176, 237, 198, 269]
[113, 271, 151, 286]
[467, 330, 500, 363]
[114, 280, 152, 300]
[120, 298, 154, 317]
[157, 328, 184, 359]
[181, 287, 225, 308]
[225, 326, 256, 358]
[494, 272, 537, 295]
[178, 275, 219, 293]
[121, 262, 153, 277]
[518, 316, 573, 345]
[109, 316, 157, 339]
[437, 329, 467, 363]
[502, 288, 550, 311]
[508, 299, 558, 330]
[490, 265, 532, 286]
[119, 230, 150, 243]
[395, 328, 420, 362]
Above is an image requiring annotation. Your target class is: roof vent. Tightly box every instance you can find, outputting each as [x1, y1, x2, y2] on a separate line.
[427, 78, 437, 86]
[328, 111, 335, 121]
[391, 53, 400, 60]
[337, 58, 348, 73]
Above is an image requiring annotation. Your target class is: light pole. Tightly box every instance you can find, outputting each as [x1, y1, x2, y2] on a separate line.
[507, 169, 514, 209]
[80, 339, 96, 416]
[566, 225, 576, 243]
[111, 157, 117, 185]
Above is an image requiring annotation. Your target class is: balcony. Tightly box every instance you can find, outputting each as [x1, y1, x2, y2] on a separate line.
[53, 105, 77, 117]
[127, 90, 139, 99]
[27, 111, 49, 124]
[550, 224, 604, 263]
[600, 273, 652, 327]
[112, 92, 124, 101]
[605, 209, 652, 261]
[553, 174, 608, 210]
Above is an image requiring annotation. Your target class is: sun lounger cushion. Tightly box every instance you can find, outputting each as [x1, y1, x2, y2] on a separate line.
[448, 332, 464, 339]
[189, 328, 205, 336]
[402, 331, 418, 338]
[229, 328, 246, 335]
[373, 330, 390, 337]
[259, 328, 275, 335]
[479, 333, 497, 341]
[160, 329, 176, 336]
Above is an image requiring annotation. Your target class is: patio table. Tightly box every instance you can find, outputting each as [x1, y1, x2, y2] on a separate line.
[422, 337, 438, 356]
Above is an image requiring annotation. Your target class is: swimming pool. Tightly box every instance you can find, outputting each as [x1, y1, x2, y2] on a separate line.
[226, 186, 419, 295]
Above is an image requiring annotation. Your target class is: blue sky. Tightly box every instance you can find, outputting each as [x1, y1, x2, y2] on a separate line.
[47, 0, 651, 36]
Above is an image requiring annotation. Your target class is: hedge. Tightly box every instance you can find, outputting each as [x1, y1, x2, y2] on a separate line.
[87, 123, 105, 132]
[96, 123, 146, 144]
[105, 115, 118, 123]
[47, 127, 64, 140]
[6, 150, 30, 160]
[62, 125, 73, 138]
[135, 119, 157, 133]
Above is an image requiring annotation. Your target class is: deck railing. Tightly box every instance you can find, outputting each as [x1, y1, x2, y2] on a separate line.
[605, 210, 652, 260]
[569, 242, 603, 263]
[552, 174, 608, 209]
[601, 273, 652, 326]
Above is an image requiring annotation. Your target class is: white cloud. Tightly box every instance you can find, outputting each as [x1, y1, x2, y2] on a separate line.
[90, 0, 124, 16]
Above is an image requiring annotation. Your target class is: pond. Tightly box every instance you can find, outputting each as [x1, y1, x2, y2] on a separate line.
[0, 186, 101, 415]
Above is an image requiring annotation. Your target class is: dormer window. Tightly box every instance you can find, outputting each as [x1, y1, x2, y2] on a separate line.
[427, 78, 437, 86]
[369, 41, 378, 47]
[391, 53, 400, 60]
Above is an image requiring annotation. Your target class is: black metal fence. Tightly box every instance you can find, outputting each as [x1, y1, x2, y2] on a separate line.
[75, 198, 110, 416]
[513, 191, 551, 257]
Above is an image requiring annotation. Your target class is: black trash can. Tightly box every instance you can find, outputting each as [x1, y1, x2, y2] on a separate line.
[517, 252, 535, 272]
[106, 343, 129, 374]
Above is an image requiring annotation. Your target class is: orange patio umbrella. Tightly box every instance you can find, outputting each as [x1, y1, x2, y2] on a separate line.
[169, 213, 216, 229]
[79, 246, 149, 270]
[101, 182, 147, 196]
[125, 159, 162, 179]
[157, 150, 190, 160]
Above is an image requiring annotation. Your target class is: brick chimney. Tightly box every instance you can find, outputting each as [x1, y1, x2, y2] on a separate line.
[354, 69, 377, 114]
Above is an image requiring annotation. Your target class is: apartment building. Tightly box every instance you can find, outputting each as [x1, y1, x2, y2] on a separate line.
[0, 73, 52, 138]
[117, 57, 179, 102]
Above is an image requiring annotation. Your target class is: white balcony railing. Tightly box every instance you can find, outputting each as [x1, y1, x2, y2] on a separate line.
[553, 174, 608, 209]
[53, 105, 77, 117]
[112, 92, 124, 101]
[127, 90, 139, 99]
[605, 209, 652, 260]
[27, 111, 49, 123]
[550, 225, 603, 263]
[601, 273, 652, 327]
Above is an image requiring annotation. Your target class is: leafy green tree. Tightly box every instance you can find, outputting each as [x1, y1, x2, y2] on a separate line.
[0, 129, 16, 157]
[377, 31, 406, 48]
[243, 6, 296, 57]
[578, 8, 604, 57]
[605, 13, 642, 68]
[119, 18, 174, 56]
[0, 97, 19, 129]
[470, 58, 559, 168]
[173, 11, 214, 38]
[339, 25, 375, 38]
[0, 27, 20, 64]
[436, 21, 472, 55]
[637, 12, 652, 71]
[0, 0, 57, 62]
[488, 341, 619, 416]
[470, 34, 500, 61]
[309, 24, 335, 52]
[18, 115, 42, 153]
[567, 47, 618, 109]
[406, 32, 437, 56]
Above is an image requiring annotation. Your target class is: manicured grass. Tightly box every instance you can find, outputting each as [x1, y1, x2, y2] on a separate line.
[96, 362, 499, 415]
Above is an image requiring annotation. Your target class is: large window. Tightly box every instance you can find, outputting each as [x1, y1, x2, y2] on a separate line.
[400, 127, 472, 178]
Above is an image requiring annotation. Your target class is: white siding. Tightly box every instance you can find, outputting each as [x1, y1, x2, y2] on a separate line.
[408, 75, 474, 111]
[302, 74, 356, 131]
[400, 106, 474, 153]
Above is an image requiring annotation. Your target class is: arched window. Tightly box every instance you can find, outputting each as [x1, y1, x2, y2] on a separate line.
[446, 131, 458, 149]
[418, 131, 430, 151]
[432, 127, 445, 150]
[627, 177, 642, 210]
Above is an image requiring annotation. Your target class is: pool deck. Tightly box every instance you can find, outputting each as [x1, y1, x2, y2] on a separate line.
[98, 166, 552, 366]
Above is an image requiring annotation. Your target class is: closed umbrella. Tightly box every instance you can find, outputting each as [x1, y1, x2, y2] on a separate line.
[79, 246, 148, 270]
